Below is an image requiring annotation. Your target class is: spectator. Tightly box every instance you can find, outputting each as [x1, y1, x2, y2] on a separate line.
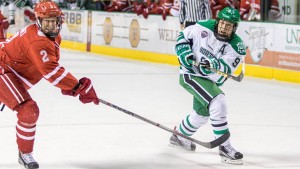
[239, 0, 280, 21]
[210, 0, 240, 19]
[78, 0, 96, 9]
[105, 0, 130, 12]
[0, 10, 9, 41]
[170, 0, 180, 17]
[94, 0, 110, 10]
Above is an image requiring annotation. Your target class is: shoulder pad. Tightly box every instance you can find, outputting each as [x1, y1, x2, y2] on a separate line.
[230, 35, 246, 55]
[196, 19, 216, 31]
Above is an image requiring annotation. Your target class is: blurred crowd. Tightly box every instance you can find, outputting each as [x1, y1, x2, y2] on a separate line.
[0, 0, 281, 25]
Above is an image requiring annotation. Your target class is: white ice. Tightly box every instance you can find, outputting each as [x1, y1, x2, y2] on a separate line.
[0, 49, 300, 169]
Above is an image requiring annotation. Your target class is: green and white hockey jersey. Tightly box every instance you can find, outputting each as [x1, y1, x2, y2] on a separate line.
[175, 19, 246, 86]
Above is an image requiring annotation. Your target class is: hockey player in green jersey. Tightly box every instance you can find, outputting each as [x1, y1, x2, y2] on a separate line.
[170, 7, 246, 165]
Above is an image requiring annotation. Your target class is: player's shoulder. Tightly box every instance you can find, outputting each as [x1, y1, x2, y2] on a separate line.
[27, 25, 58, 47]
[26, 25, 48, 40]
[196, 19, 216, 31]
[229, 34, 246, 56]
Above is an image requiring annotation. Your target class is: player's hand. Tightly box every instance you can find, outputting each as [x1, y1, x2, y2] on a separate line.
[62, 77, 99, 105]
[198, 57, 220, 75]
[175, 44, 193, 69]
[75, 77, 99, 105]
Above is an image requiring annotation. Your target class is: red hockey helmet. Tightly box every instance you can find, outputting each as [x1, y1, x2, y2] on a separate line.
[34, 1, 63, 39]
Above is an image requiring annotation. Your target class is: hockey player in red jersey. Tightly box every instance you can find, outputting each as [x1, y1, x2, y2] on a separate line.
[239, 0, 280, 20]
[0, 10, 9, 42]
[268, 0, 281, 20]
[142, 0, 173, 20]
[132, 0, 174, 20]
[210, 0, 240, 19]
[105, 0, 131, 12]
[0, 1, 99, 169]
[132, 0, 147, 16]
[239, 0, 260, 20]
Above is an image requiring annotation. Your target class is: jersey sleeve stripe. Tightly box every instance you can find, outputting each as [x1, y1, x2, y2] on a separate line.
[44, 65, 62, 79]
[51, 70, 68, 86]
[54, 42, 60, 48]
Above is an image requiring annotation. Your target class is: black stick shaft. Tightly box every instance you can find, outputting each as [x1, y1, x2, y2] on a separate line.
[98, 98, 229, 148]
[0, 102, 5, 112]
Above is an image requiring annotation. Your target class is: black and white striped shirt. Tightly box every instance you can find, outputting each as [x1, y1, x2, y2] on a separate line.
[179, 0, 212, 24]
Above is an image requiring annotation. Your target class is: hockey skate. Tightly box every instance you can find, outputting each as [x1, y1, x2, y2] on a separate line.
[219, 144, 243, 165]
[18, 152, 39, 169]
[169, 134, 196, 151]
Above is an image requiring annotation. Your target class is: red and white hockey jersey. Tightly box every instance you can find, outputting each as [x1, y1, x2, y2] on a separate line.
[0, 24, 78, 90]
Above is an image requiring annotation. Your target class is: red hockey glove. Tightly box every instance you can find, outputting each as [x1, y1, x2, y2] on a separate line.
[62, 77, 99, 105]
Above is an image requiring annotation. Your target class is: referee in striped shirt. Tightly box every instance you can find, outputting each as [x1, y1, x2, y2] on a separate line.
[179, 0, 212, 29]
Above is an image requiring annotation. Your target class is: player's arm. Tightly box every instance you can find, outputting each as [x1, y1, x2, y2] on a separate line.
[27, 41, 99, 104]
[239, 0, 250, 20]
[175, 26, 196, 70]
[27, 40, 77, 90]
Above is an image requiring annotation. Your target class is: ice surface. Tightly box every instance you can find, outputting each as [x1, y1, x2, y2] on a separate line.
[0, 49, 299, 169]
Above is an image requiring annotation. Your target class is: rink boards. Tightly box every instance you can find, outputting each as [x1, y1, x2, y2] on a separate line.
[7, 9, 300, 84]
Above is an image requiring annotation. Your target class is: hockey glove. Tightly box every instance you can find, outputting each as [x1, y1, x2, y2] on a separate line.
[175, 43, 193, 69]
[62, 77, 99, 105]
[198, 57, 220, 76]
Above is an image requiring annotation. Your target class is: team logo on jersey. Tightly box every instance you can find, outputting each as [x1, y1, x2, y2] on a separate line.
[246, 26, 269, 63]
[129, 19, 140, 48]
[201, 31, 208, 38]
[103, 17, 113, 45]
[237, 42, 246, 54]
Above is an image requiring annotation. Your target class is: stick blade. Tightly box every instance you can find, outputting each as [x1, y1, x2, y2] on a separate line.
[230, 71, 244, 82]
[236, 71, 244, 82]
[208, 132, 230, 148]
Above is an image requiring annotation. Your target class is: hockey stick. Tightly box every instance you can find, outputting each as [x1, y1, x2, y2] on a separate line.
[189, 60, 244, 82]
[98, 98, 230, 149]
[0, 102, 5, 112]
